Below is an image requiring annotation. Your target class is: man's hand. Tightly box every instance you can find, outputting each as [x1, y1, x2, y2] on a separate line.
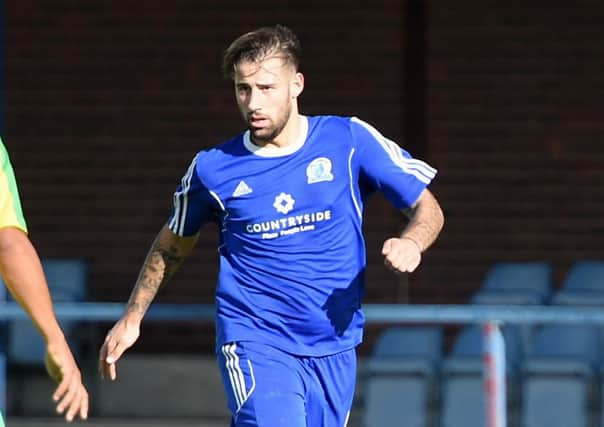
[99, 316, 141, 381]
[382, 237, 422, 274]
[45, 339, 89, 422]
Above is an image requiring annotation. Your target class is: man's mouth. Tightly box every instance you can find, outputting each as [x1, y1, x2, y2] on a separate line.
[249, 115, 269, 128]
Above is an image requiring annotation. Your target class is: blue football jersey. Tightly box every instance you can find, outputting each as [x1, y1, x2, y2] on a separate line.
[168, 115, 436, 356]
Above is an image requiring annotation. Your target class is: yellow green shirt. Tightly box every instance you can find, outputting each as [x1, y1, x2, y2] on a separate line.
[0, 138, 27, 233]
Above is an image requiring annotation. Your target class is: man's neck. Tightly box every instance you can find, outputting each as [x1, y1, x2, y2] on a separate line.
[258, 113, 303, 149]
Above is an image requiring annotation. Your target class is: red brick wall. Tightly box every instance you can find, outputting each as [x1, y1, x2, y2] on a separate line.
[5, 1, 408, 351]
[7, 1, 604, 352]
[423, 1, 604, 302]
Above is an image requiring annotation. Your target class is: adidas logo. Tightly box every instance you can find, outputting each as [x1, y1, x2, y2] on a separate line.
[232, 180, 253, 197]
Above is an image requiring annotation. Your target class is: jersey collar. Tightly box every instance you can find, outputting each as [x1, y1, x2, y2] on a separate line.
[243, 116, 309, 157]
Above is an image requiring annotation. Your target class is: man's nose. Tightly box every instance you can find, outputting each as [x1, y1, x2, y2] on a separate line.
[248, 88, 262, 112]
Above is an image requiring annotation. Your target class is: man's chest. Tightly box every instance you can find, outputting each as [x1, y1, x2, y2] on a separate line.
[209, 152, 353, 239]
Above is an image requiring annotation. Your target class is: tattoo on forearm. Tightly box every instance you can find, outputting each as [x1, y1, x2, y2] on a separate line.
[126, 242, 187, 316]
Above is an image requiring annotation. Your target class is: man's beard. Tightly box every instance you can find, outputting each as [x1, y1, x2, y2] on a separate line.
[248, 109, 291, 144]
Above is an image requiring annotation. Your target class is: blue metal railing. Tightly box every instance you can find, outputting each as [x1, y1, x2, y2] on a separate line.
[362, 303, 604, 324]
[2, 302, 604, 422]
[2, 302, 604, 324]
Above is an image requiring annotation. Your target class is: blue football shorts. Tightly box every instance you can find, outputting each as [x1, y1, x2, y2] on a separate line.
[218, 341, 356, 427]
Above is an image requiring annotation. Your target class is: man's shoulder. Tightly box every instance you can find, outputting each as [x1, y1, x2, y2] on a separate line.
[310, 114, 353, 126]
[195, 133, 246, 163]
[310, 115, 380, 136]
[308, 115, 356, 139]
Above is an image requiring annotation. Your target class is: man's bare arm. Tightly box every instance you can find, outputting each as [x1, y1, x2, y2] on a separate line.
[0, 227, 89, 421]
[382, 189, 444, 274]
[400, 189, 444, 252]
[125, 224, 199, 321]
[99, 224, 198, 380]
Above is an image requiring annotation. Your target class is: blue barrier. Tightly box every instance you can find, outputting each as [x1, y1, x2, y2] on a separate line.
[3, 302, 604, 420]
[0, 301, 216, 414]
[362, 304, 604, 324]
[3, 302, 604, 323]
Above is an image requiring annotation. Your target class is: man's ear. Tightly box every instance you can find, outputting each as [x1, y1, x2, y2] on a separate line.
[292, 72, 304, 98]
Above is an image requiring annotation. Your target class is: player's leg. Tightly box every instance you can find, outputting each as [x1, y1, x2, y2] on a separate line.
[218, 341, 306, 427]
[304, 347, 357, 427]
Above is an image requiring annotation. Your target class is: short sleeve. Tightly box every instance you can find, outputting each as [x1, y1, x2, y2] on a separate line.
[168, 154, 217, 236]
[351, 117, 437, 209]
[0, 138, 27, 232]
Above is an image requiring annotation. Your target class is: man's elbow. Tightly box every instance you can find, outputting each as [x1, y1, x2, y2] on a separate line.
[435, 201, 445, 233]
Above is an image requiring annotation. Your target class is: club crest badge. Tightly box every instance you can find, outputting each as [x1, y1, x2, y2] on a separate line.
[306, 157, 334, 184]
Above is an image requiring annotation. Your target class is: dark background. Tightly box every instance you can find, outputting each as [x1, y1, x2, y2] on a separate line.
[3, 0, 604, 354]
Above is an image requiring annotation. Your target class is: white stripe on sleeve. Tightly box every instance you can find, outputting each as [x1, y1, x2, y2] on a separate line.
[351, 117, 436, 184]
[169, 155, 198, 236]
[347, 148, 362, 220]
